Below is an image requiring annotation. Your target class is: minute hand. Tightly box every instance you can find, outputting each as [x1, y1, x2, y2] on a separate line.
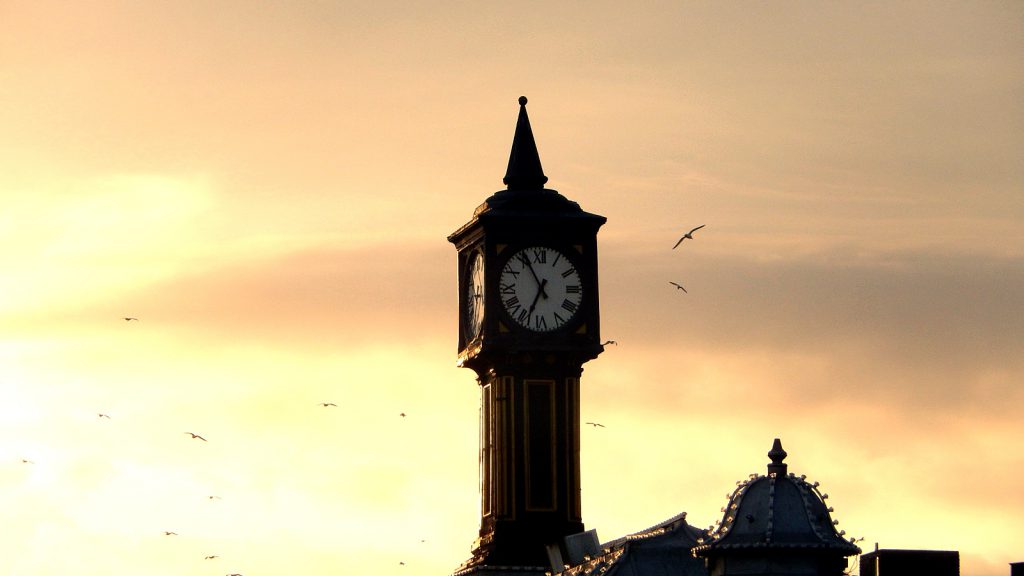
[519, 254, 549, 299]
[528, 278, 548, 315]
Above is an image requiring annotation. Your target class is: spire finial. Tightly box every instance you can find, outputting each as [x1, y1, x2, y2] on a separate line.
[767, 438, 788, 476]
[503, 95, 548, 190]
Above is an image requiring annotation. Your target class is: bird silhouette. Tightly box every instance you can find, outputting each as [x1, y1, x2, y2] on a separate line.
[20, 458, 33, 464]
[208, 495, 222, 500]
[585, 422, 605, 428]
[669, 281, 688, 293]
[319, 402, 337, 407]
[164, 531, 178, 536]
[672, 224, 705, 249]
[601, 340, 617, 346]
[204, 555, 219, 560]
[122, 317, 139, 322]
[184, 432, 207, 442]
[97, 413, 111, 419]
[400, 412, 406, 418]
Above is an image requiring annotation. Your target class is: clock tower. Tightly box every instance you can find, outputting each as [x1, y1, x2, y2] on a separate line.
[448, 97, 607, 571]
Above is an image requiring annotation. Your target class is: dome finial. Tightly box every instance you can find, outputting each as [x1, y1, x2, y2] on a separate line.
[767, 438, 788, 476]
[503, 95, 548, 190]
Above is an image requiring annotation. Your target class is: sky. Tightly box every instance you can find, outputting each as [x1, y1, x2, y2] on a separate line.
[1, 1, 1022, 575]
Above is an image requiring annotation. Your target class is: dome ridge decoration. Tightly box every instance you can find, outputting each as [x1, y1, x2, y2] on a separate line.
[693, 439, 861, 558]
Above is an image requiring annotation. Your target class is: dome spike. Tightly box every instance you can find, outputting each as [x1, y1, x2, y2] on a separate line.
[767, 438, 788, 476]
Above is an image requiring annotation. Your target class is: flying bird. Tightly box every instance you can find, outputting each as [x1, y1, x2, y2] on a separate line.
[601, 340, 617, 346]
[205, 555, 219, 560]
[585, 422, 605, 428]
[97, 413, 111, 419]
[20, 458, 33, 464]
[669, 281, 688, 293]
[319, 402, 337, 407]
[672, 224, 705, 249]
[184, 432, 207, 442]
[400, 412, 406, 418]
[164, 531, 178, 536]
[208, 495, 222, 500]
[123, 317, 139, 322]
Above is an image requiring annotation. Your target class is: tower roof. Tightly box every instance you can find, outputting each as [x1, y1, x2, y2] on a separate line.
[502, 96, 549, 190]
[694, 439, 861, 558]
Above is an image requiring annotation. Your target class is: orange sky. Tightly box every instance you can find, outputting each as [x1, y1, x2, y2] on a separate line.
[2, 2, 1022, 575]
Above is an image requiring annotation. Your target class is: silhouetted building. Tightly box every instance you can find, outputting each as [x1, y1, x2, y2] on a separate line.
[446, 99, 866, 576]
[693, 439, 860, 576]
[1010, 561, 1024, 576]
[449, 96, 605, 575]
[859, 549, 959, 576]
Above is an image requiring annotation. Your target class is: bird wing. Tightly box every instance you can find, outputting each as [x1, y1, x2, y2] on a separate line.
[672, 237, 685, 249]
[689, 224, 705, 235]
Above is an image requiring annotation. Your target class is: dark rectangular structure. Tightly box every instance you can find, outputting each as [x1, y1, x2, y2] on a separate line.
[1011, 561, 1024, 576]
[860, 549, 959, 576]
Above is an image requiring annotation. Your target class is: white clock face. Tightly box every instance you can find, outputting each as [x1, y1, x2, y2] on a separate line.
[465, 252, 485, 339]
[499, 246, 582, 332]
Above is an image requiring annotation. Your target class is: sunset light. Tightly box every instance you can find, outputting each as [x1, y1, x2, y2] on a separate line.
[2, 2, 1022, 576]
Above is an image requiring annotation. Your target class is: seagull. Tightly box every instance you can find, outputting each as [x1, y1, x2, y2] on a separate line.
[208, 495, 222, 500]
[585, 422, 605, 428]
[672, 224, 705, 249]
[185, 432, 207, 442]
[204, 555, 219, 560]
[97, 413, 111, 419]
[123, 317, 139, 322]
[601, 340, 617, 346]
[164, 531, 178, 536]
[319, 402, 337, 407]
[20, 458, 33, 464]
[669, 281, 688, 293]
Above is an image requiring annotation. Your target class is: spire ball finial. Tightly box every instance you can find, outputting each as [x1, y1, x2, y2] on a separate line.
[518, 95, 528, 106]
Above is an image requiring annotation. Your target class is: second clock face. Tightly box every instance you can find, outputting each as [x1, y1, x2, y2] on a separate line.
[499, 246, 582, 332]
[465, 252, 485, 339]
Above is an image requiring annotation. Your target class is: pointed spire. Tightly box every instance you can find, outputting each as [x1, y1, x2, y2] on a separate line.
[767, 438, 788, 476]
[502, 96, 548, 190]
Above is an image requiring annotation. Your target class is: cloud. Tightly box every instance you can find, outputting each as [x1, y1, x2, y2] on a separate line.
[598, 246, 1024, 418]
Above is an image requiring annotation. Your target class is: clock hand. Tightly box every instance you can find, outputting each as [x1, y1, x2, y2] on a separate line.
[519, 253, 549, 299]
[527, 278, 548, 316]
[528, 276, 552, 317]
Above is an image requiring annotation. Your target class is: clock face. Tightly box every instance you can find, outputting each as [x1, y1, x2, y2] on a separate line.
[499, 246, 582, 332]
[464, 252, 485, 339]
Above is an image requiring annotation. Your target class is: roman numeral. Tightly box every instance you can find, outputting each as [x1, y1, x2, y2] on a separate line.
[516, 308, 530, 324]
[565, 285, 581, 294]
[500, 283, 515, 294]
[531, 248, 547, 264]
[533, 315, 548, 330]
[561, 299, 578, 313]
[504, 296, 521, 315]
[561, 266, 577, 278]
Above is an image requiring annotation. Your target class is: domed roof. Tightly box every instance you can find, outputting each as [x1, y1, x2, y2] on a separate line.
[694, 439, 861, 558]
